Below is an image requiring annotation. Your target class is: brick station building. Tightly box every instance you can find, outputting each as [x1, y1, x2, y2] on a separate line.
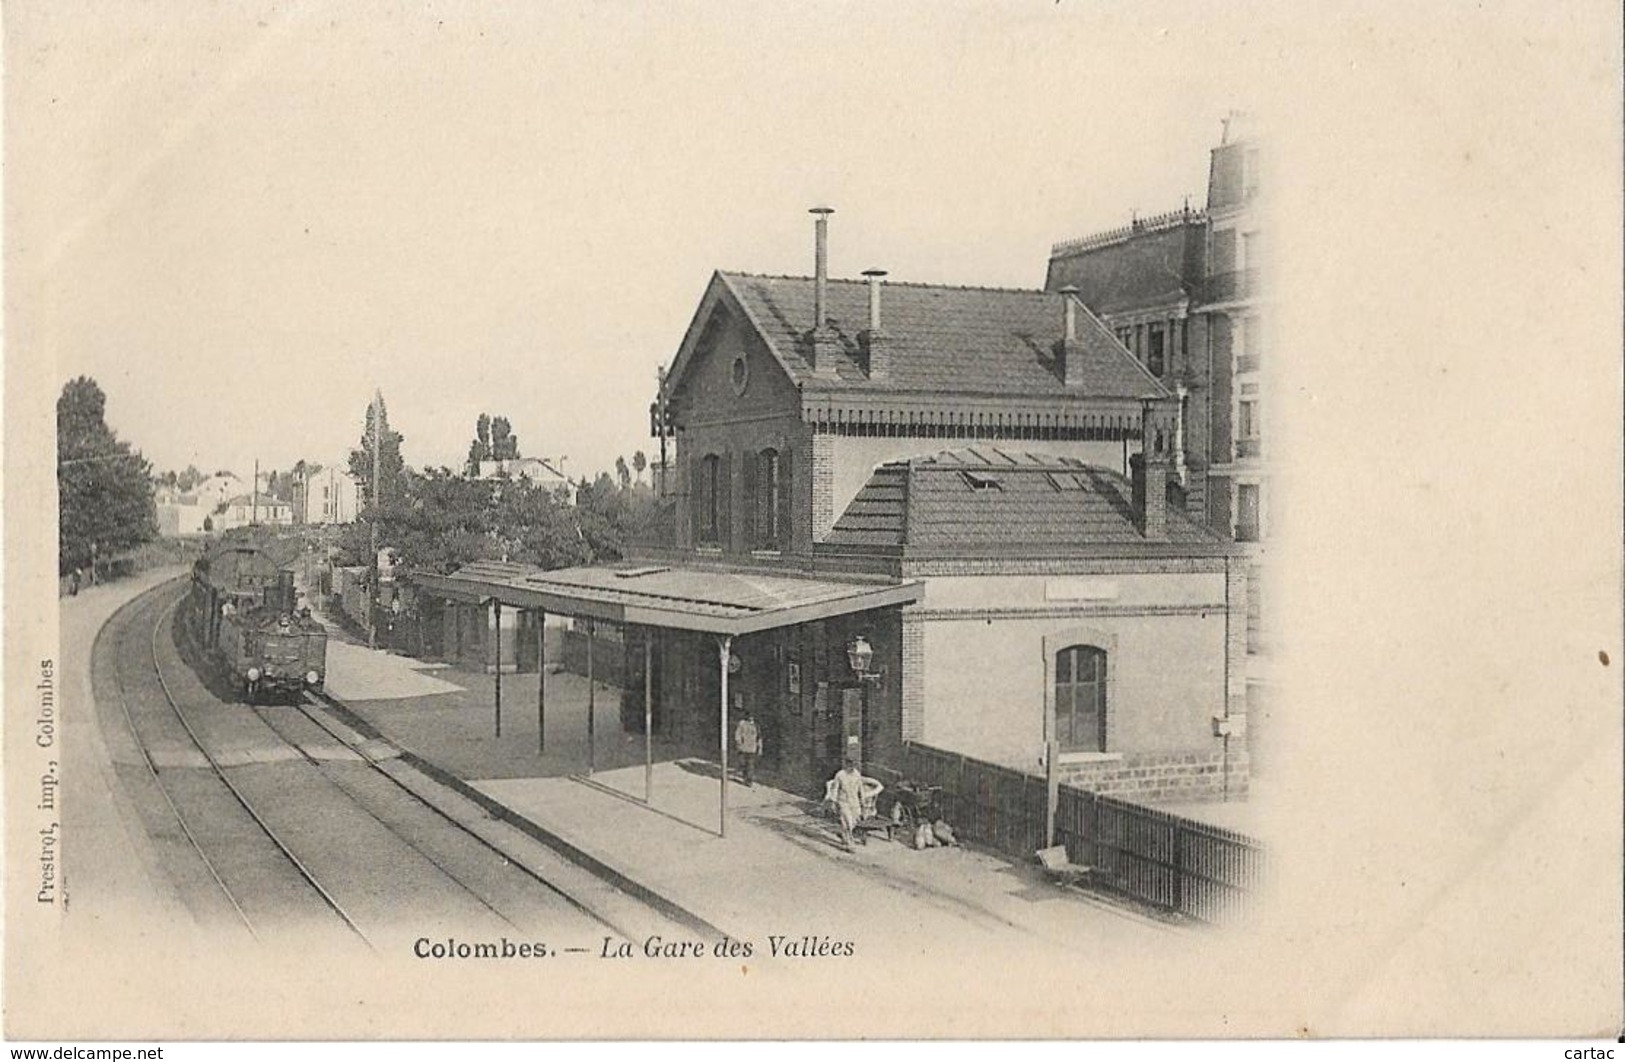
[626, 210, 1251, 801]
[416, 209, 1253, 808]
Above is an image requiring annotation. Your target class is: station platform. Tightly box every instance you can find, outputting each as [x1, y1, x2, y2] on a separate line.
[317, 625, 1185, 958]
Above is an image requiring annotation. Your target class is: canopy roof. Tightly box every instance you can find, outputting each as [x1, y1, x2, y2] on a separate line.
[414, 560, 922, 636]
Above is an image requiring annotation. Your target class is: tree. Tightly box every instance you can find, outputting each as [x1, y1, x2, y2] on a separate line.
[57, 376, 156, 575]
[177, 465, 203, 491]
[466, 413, 493, 476]
[467, 413, 520, 475]
[615, 456, 632, 491]
[632, 450, 648, 486]
[491, 416, 519, 460]
[349, 392, 405, 506]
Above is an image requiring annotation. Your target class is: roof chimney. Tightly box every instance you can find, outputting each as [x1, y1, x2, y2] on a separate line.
[1129, 399, 1175, 540]
[808, 207, 840, 376]
[860, 268, 890, 380]
[811, 207, 833, 327]
[863, 268, 886, 332]
[1054, 286, 1086, 387]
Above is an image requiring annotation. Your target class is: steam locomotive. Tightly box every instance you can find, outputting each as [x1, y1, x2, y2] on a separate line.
[190, 542, 328, 703]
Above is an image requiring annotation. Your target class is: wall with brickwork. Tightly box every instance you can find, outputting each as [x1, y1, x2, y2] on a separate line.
[1059, 747, 1248, 802]
[900, 608, 926, 742]
[668, 297, 817, 556]
[810, 433, 836, 541]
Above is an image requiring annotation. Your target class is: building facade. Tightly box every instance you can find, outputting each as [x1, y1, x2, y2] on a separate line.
[1044, 114, 1272, 771]
[296, 464, 363, 525]
[216, 492, 294, 530]
[630, 211, 1251, 800]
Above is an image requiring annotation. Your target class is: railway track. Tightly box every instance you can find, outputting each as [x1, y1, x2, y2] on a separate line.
[96, 577, 700, 951]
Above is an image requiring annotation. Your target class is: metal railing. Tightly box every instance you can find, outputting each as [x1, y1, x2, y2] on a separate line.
[900, 741, 1267, 924]
[1050, 207, 1207, 257]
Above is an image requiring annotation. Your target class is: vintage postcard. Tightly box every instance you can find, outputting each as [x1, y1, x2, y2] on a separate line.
[5, 0, 1620, 1046]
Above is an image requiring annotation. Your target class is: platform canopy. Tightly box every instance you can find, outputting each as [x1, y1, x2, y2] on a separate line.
[412, 560, 923, 635]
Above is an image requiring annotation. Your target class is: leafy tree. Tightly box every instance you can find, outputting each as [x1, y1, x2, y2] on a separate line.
[57, 376, 156, 575]
[349, 392, 405, 508]
[466, 413, 493, 476]
[615, 456, 631, 491]
[177, 464, 203, 491]
[632, 450, 648, 485]
[467, 413, 520, 474]
[491, 416, 519, 460]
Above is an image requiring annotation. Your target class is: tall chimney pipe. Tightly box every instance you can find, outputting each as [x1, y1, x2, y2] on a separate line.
[862, 268, 887, 332]
[1059, 285, 1080, 341]
[810, 207, 833, 330]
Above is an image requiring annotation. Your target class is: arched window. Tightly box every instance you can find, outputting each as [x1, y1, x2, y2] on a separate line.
[1054, 645, 1107, 753]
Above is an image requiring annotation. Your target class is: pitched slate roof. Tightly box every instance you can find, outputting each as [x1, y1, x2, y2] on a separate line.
[718, 273, 1168, 400]
[1044, 207, 1206, 316]
[822, 448, 1222, 555]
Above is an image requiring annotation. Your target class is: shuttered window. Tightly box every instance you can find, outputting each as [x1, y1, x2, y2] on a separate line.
[716, 453, 731, 550]
[777, 448, 793, 551]
[694, 454, 721, 546]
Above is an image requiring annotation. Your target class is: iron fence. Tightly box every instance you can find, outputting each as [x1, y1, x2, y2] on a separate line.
[900, 741, 1267, 925]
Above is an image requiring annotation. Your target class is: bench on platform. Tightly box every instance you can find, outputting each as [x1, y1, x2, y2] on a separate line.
[1036, 845, 1093, 887]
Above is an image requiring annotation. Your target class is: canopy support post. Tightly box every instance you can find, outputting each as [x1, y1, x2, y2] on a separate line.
[717, 634, 732, 838]
[586, 619, 596, 776]
[537, 608, 547, 754]
[644, 631, 654, 804]
[493, 599, 503, 739]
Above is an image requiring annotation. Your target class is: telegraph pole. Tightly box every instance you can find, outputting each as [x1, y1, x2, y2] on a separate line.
[369, 389, 382, 649]
[655, 364, 669, 497]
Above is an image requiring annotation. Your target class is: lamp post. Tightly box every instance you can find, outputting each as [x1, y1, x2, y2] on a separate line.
[846, 635, 875, 680]
[846, 634, 884, 772]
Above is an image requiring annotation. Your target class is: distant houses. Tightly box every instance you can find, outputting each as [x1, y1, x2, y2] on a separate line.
[295, 463, 363, 526]
[475, 456, 576, 504]
[153, 463, 362, 535]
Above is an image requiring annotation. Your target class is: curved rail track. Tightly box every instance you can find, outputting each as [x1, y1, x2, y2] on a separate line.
[96, 577, 692, 950]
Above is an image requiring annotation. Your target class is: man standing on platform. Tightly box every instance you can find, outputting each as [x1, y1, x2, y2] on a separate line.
[734, 710, 762, 787]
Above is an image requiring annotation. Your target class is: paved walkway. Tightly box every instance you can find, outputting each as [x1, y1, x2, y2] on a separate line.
[319, 622, 1188, 961]
[59, 568, 203, 933]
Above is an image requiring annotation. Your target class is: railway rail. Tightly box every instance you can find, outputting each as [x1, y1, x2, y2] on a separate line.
[97, 577, 699, 950]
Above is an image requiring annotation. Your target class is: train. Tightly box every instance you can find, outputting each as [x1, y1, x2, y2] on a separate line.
[190, 541, 328, 703]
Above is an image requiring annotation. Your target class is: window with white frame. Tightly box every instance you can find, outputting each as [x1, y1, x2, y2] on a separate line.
[1054, 645, 1108, 753]
[1238, 398, 1259, 440]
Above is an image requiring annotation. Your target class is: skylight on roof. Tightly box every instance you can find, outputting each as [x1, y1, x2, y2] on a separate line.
[959, 470, 1004, 491]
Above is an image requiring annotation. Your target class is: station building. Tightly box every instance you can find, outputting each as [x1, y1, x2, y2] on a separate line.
[417, 209, 1251, 805]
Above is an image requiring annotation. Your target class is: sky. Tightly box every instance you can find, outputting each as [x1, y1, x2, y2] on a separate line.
[19, 1, 1256, 483]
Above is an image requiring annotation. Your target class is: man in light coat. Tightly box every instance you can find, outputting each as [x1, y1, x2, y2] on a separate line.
[734, 710, 762, 787]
